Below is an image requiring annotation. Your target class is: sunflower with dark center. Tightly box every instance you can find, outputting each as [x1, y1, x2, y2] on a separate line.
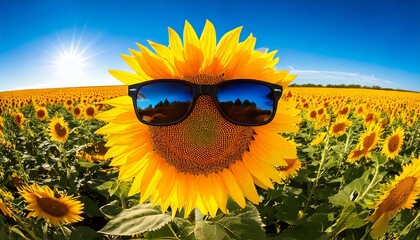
[35, 106, 48, 120]
[381, 126, 405, 159]
[13, 112, 25, 129]
[329, 116, 352, 137]
[72, 106, 83, 118]
[19, 183, 84, 225]
[0, 117, 4, 136]
[48, 116, 69, 143]
[95, 20, 300, 217]
[366, 156, 420, 238]
[84, 105, 96, 119]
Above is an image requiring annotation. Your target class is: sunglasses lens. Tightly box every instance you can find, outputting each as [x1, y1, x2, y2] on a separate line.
[135, 81, 193, 125]
[216, 81, 275, 125]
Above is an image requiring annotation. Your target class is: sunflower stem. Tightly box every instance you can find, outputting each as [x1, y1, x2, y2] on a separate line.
[120, 193, 126, 210]
[399, 211, 420, 238]
[15, 149, 29, 183]
[168, 223, 180, 240]
[15, 216, 41, 240]
[336, 128, 352, 177]
[355, 158, 379, 203]
[303, 135, 329, 214]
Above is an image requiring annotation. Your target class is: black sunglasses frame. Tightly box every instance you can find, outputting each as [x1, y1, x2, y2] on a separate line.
[128, 79, 283, 126]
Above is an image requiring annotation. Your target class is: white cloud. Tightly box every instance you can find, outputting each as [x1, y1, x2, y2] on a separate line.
[287, 67, 394, 87]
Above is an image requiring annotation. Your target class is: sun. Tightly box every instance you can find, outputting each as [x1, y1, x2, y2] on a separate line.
[51, 42, 89, 82]
[57, 51, 85, 77]
[42, 27, 97, 83]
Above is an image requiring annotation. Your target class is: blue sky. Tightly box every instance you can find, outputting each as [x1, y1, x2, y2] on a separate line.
[1, 0, 419, 92]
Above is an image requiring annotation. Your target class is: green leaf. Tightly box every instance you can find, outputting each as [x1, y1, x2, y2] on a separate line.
[173, 217, 196, 239]
[329, 169, 373, 207]
[70, 226, 100, 240]
[78, 160, 98, 168]
[194, 203, 265, 240]
[99, 200, 123, 219]
[9, 227, 31, 240]
[371, 152, 387, 165]
[98, 203, 171, 236]
[80, 196, 103, 217]
[325, 203, 367, 237]
[278, 224, 325, 240]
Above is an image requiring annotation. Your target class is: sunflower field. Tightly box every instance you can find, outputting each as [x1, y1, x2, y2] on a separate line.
[0, 85, 419, 240]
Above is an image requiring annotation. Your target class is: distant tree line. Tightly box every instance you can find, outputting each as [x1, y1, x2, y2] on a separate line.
[288, 83, 417, 93]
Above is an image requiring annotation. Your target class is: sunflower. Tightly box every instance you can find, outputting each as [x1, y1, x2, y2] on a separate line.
[307, 109, 318, 122]
[337, 105, 350, 116]
[13, 111, 25, 129]
[0, 199, 13, 218]
[95, 20, 300, 217]
[347, 146, 366, 163]
[18, 183, 84, 225]
[72, 105, 83, 118]
[0, 117, 4, 136]
[48, 116, 69, 143]
[64, 99, 73, 108]
[381, 126, 405, 160]
[35, 106, 48, 120]
[277, 158, 302, 181]
[310, 132, 326, 146]
[361, 124, 381, 150]
[84, 105, 96, 119]
[329, 116, 352, 137]
[366, 156, 420, 239]
[364, 112, 377, 126]
[0, 188, 15, 219]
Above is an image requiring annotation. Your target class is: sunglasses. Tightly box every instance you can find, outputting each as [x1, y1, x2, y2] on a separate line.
[128, 79, 283, 126]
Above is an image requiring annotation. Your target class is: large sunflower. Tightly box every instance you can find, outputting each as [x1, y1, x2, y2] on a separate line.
[366, 156, 420, 238]
[18, 183, 84, 225]
[95, 20, 300, 217]
[381, 126, 405, 159]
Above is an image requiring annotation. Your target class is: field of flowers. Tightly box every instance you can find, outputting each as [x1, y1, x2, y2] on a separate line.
[0, 86, 419, 239]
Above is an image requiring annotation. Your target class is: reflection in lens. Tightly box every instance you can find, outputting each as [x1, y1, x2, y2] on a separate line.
[216, 82, 274, 124]
[136, 81, 193, 124]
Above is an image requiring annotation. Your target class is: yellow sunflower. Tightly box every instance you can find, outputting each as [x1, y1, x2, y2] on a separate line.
[329, 116, 352, 137]
[0, 188, 15, 219]
[277, 158, 302, 181]
[310, 132, 326, 146]
[84, 105, 96, 119]
[0, 117, 4, 136]
[95, 20, 300, 217]
[0, 199, 13, 218]
[358, 124, 382, 158]
[48, 116, 69, 143]
[347, 146, 366, 163]
[13, 111, 25, 129]
[72, 105, 83, 119]
[364, 112, 377, 126]
[18, 183, 84, 225]
[337, 105, 350, 116]
[34, 105, 48, 120]
[366, 156, 420, 239]
[307, 109, 318, 122]
[381, 126, 405, 159]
